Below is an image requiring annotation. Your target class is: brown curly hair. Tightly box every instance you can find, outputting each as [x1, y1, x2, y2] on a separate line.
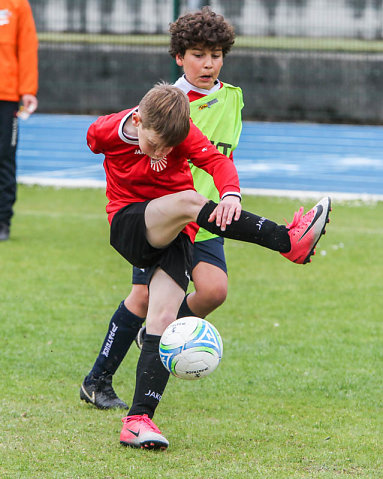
[169, 7, 235, 58]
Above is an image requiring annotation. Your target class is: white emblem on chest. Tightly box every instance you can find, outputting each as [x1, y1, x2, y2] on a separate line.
[150, 157, 168, 172]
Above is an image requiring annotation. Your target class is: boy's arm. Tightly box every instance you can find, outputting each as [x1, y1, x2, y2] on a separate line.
[180, 122, 241, 200]
[87, 109, 132, 154]
[87, 121, 103, 154]
[87, 115, 114, 154]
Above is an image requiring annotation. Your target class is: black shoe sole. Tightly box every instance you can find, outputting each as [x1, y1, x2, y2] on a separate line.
[120, 440, 168, 451]
[303, 197, 332, 264]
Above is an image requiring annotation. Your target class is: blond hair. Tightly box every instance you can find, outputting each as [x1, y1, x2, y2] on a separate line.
[139, 82, 190, 146]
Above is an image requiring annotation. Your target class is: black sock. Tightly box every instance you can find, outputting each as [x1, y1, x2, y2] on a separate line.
[177, 294, 197, 318]
[128, 334, 170, 418]
[197, 201, 290, 253]
[90, 301, 145, 378]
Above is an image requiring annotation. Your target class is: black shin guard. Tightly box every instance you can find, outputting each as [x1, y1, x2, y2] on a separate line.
[197, 201, 290, 253]
[128, 334, 170, 418]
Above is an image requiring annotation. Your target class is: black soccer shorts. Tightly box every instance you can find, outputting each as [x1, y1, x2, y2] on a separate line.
[110, 201, 193, 292]
[132, 235, 227, 285]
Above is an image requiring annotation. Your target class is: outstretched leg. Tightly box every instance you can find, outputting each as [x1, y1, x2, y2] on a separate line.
[196, 197, 331, 264]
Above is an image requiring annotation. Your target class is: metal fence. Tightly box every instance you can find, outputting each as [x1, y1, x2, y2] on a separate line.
[30, 0, 383, 123]
[31, 0, 383, 38]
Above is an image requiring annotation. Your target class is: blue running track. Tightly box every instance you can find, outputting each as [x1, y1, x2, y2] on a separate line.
[17, 114, 383, 200]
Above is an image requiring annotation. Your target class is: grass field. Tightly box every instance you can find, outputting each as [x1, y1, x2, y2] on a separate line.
[1, 186, 382, 478]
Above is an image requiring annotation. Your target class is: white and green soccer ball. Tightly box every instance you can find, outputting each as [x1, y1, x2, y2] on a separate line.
[159, 317, 223, 380]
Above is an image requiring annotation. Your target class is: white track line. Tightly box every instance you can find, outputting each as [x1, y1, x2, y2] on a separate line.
[18, 176, 383, 202]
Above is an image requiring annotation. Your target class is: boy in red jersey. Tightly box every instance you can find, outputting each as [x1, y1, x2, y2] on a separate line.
[86, 82, 331, 450]
[81, 7, 242, 412]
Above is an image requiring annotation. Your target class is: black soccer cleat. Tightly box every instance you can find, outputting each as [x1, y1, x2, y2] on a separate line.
[80, 373, 129, 410]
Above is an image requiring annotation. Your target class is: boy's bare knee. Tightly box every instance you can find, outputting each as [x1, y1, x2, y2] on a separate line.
[124, 284, 149, 318]
[177, 190, 208, 214]
[199, 283, 227, 309]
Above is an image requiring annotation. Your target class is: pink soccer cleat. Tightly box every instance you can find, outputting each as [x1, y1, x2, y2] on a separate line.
[281, 197, 331, 264]
[120, 414, 169, 450]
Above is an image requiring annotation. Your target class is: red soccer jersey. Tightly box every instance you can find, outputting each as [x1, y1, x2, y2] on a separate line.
[87, 107, 241, 242]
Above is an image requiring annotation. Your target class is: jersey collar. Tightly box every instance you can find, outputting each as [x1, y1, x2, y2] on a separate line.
[174, 74, 221, 96]
[118, 107, 139, 144]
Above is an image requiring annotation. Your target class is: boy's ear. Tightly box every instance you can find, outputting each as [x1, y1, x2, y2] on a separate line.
[175, 54, 184, 67]
[132, 111, 141, 126]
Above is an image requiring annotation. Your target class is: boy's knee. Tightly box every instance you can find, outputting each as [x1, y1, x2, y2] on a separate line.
[124, 285, 149, 318]
[206, 285, 227, 308]
[196, 282, 227, 311]
[178, 190, 207, 211]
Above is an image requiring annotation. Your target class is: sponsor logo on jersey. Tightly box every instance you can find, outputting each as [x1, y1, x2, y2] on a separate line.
[198, 98, 218, 110]
[150, 157, 168, 172]
[134, 148, 144, 155]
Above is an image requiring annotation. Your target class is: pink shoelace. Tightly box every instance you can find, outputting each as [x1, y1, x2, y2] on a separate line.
[285, 206, 304, 230]
[123, 414, 162, 434]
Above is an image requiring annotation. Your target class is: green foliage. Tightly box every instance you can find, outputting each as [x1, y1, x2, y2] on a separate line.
[1, 186, 382, 478]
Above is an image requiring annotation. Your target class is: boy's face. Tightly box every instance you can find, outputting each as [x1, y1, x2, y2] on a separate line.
[132, 112, 173, 160]
[176, 45, 224, 91]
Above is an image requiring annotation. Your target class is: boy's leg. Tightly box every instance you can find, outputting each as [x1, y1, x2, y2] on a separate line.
[120, 268, 185, 450]
[135, 195, 331, 349]
[117, 191, 330, 266]
[144, 190, 290, 253]
[186, 237, 228, 318]
[81, 264, 151, 410]
[80, 300, 145, 409]
[144, 190, 207, 248]
[135, 237, 227, 348]
[124, 284, 149, 318]
[196, 197, 332, 264]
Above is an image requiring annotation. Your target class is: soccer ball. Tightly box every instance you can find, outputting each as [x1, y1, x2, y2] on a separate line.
[159, 316, 223, 380]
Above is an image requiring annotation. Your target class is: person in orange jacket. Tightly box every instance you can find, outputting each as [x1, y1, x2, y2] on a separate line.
[0, 0, 38, 241]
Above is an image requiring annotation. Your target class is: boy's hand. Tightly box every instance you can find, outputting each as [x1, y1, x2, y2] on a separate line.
[208, 196, 242, 231]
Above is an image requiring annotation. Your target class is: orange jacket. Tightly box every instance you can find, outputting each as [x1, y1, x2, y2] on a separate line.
[0, 0, 38, 101]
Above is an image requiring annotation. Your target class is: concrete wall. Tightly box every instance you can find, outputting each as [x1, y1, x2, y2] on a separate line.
[229, 49, 383, 123]
[31, 0, 383, 38]
[31, 0, 383, 122]
[37, 44, 383, 123]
